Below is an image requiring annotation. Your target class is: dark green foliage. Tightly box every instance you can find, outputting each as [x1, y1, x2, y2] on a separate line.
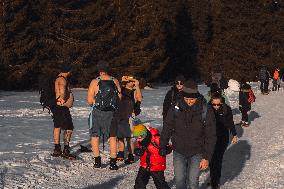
[0, 0, 283, 90]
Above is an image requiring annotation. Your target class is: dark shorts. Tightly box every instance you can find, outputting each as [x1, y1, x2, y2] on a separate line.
[89, 108, 115, 137]
[117, 118, 133, 138]
[51, 106, 74, 130]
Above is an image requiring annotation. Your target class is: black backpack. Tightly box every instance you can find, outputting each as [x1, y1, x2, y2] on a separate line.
[94, 77, 119, 111]
[39, 74, 57, 113]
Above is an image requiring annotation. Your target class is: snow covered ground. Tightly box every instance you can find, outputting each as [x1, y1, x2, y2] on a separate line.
[0, 83, 283, 189]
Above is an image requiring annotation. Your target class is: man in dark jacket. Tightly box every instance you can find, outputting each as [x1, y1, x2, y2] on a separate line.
[160, 79, 216, 189]
[259, 66, 270, 94]
[162, 75, 185, 121]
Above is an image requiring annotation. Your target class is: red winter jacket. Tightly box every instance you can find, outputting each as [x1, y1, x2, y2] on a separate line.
[136, 127, 167, 172]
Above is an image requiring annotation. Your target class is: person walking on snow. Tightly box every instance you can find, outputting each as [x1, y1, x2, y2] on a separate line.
[115, 76, 142, 164]
[208, 93, 238, 189]
[87, 60, 122, 170]
[239, 82, 255, 127]
[133, 124, 172, 189]
[258, 66, 270, 95]
[162, 74, 185, 122]
[160, 79, 216, 189]
[272, 68, 281, 91]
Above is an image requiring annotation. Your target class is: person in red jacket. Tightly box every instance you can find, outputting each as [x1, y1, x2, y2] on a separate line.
[132, 124, 171, 189]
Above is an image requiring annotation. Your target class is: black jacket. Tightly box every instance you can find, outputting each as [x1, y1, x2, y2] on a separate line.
[160, 98, 216, 161]
[239, 89, 251, 112]
[212, 104, 237, 138]
[162, 86, 183, 121]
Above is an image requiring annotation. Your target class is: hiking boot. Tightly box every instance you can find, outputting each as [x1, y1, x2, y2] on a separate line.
[241, 122, 249, 127]
[117, 151, 124, 161]
[93, 156, 102, 168]
[109, 158, 118, 170]
[62, 146, 76, 160]
[51, 145, 62, 157]
[125, 153, 135, 164]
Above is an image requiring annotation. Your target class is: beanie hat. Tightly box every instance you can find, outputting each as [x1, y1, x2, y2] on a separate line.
[132, 124, 148, 138]
[175, 74, 185, 83]
[60, 64, 72, 73]
[97, 60, 110, 73]
[182, 79, 200, 98]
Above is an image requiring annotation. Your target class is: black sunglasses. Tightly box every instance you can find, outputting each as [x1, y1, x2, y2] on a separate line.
[212, 103, 222, 107]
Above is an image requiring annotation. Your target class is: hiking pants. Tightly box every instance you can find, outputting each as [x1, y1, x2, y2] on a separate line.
[241, 109, 249, 123]
[264, 80, 269, 93]
[134, 167, 170, 189]
[209, 135, 229, 186]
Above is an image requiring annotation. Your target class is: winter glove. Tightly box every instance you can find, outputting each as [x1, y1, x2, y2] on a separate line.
[159, 148, 167, 156]
[134, 101, 141, 116]
[134, 147, 145, 156]
[165, 145, 172, 155]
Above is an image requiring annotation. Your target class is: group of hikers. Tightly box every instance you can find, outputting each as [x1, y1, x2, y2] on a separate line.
[39, 61, 283, 189]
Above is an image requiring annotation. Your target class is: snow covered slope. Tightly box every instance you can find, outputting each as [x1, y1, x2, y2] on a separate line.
[0, 84, 283, 189]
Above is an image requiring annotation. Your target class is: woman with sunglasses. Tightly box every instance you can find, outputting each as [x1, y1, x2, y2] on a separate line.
[162, 74, 185, 122]
[208, 93, 238, 189]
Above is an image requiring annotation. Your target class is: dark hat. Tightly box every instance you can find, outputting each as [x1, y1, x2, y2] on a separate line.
[60, 64, 72, 73]
[175, 74, 185, 82]
[182, 79, 200, 98]
[210, 83, 221, 94]
[97, 60, 110, 73]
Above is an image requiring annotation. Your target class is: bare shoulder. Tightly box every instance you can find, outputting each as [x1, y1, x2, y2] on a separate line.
[89, 79, 99, 88]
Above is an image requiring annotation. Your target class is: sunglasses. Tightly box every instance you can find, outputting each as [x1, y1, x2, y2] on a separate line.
[212, 103, 222, 107]
[175, 81, 184, 85]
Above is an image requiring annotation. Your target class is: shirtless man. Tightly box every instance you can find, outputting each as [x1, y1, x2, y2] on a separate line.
[87, 60, 121, 170]
[51, 64, 75, 159]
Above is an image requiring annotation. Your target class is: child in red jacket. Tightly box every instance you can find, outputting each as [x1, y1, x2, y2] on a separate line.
[133, 124, 171, 189]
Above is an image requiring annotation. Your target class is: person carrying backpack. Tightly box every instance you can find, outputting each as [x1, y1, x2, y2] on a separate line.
[115, 76, 142, 164]
[272, 68, 280, 91]
[133, 124, 172, 189]
[208, 93, 238, 189]
[239, 82, 255, 127]
[162, 74, 185, 122]
[39, 64, 75, 160]
[160, 79, 216, 189]
[87, 60, 122, 170]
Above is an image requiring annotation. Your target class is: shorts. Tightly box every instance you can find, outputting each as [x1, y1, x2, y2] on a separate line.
[51, 106, 74, 130]
[89, 108, 114, 137]
[117, 117, 134, 138]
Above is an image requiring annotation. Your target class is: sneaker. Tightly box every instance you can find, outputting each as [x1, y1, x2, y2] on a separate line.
[125, 154, 135, 164]
[62, 146, 76, 160]
[117, 151, 124, 161]
[51, 146, 62, 157]
[93, 156, 102, 168]
[109, 158, 118, 170]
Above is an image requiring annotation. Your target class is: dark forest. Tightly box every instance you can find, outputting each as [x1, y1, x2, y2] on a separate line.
[0, 0, 283, 90]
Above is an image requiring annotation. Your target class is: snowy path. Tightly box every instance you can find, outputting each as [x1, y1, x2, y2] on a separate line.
[0, 86, 283, 189]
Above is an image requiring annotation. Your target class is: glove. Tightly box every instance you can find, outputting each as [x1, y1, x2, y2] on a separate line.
[134, 101, 141, 116]
[159, 148, 167, 156]
[134, 148, 145, 156]
[166, 145, 172, 155]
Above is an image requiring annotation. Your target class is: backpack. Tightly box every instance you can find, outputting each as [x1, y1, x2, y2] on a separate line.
[94, 77, 119, 111]
[248, 89, 256, 104]
[273, 71, 279, 80]
[39, 74, 57, 113]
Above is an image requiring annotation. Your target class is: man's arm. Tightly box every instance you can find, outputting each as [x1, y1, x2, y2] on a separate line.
[134, 79, 142, 102]
[87, 79, 98, 106]
[203, 107, 216, 162]
[160, 108, 175, 150]
[55, 77, 67, 106]
[113, 78, 122, 99]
